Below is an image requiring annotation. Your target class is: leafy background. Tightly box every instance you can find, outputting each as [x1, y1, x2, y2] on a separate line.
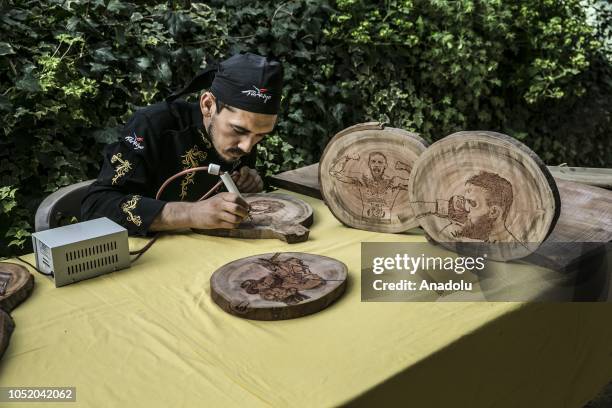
[0, 0, 610, 257]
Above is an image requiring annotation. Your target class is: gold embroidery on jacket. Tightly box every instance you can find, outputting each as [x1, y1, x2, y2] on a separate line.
[111, 153, 132, 185]
[180, 146, 208, 200]
[121, 195, 142, 226]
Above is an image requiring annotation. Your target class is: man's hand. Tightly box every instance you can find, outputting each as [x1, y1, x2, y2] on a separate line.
[150, 193, 249, 232]
[448, 195, 468, 224]
[188, 193, 249, 229]
[232, 166, 263, 193]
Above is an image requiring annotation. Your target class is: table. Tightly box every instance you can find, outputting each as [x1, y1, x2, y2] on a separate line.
[1, 190, 612, 407]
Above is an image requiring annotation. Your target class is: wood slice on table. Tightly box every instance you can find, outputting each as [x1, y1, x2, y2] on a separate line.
[0, 309, 15, 360]
[0, 262, 35, 312]
[194, 193, 313, 244]
[408, 131, 561, 261]
[211, 252, 347, 320]
[319, 122, 428, 233]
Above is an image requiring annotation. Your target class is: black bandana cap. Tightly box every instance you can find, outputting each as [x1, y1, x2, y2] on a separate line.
[166, 52, 283, 115]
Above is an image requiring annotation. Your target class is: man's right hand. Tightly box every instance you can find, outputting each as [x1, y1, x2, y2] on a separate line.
[189, 193, 249, 229]
[150, 193, 249, 232]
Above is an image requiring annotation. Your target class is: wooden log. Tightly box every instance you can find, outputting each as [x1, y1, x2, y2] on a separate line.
[270, 164, 322, 199]
[211, 252, 348, 320]
[548, 166, 612, 190]
[0, 262, 35, 312]
[194, 193, 313, 243]
[408, 131, 561, 261]
[319, 122, 428, 233]
[0, 309, 14, 360]
[524, 179, 612, 271]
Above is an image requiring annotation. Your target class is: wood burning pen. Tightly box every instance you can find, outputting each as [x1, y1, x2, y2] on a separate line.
[213, 166, 252, 223]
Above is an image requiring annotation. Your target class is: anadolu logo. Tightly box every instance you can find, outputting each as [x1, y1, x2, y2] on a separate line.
[241, 86, 272, 103]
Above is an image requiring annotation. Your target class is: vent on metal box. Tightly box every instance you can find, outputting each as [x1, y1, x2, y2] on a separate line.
[67, 254, 120, 275]
[39, 241, 51, 258]
[39, 241, 52, 270]
[65, 241, 121, 275]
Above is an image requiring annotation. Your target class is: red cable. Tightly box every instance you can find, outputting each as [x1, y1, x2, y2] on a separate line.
[156, 166, 211, 200]
[130, 166, 228, 260]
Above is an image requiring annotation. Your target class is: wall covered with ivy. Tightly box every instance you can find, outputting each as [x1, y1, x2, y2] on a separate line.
[0, 0, 610, 256]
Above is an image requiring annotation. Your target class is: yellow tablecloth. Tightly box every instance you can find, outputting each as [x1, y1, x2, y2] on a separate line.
[1, 191, 611, 407]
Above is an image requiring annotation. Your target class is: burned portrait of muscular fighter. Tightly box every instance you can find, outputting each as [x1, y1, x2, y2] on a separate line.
[328, 152, 412, 223]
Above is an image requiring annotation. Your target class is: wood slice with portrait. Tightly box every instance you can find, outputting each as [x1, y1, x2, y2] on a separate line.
[0, 308, 15, 360]
[211, 252, 348, 320]
[408, 131, 561, 261]
[0, 262, 35, 312]
[319, 122, 428, 233]
[194, 193, 313, 243]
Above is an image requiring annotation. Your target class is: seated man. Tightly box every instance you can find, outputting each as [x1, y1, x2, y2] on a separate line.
[81, 53, 283, 235]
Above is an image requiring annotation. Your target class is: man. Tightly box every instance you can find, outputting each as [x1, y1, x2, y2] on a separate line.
[328, 152, 411, 223]
[82, 53, 283, 235]
[414, 171, 523, 244]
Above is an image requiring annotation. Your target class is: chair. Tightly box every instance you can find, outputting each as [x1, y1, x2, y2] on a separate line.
[34, 180, 95, 232]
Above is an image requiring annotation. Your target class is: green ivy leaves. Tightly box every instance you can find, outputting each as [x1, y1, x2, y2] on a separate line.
[0, 42, 16, 56]
[0, 0, 610, 258]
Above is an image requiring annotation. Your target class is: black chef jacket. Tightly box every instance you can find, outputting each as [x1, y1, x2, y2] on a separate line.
[81, 100, 256, 236]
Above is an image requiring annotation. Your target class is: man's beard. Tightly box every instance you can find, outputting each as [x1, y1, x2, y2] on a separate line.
[207, 117, 247, 164]
[459, 217, 494, 241]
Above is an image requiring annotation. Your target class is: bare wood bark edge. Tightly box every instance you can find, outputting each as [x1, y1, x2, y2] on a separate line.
[0, 262, 35, 312]
[0, 309, 15, 360]
[211, 278, 347, 320]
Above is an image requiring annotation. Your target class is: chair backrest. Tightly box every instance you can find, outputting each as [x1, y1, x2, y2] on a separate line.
[34, 180, 95, 232]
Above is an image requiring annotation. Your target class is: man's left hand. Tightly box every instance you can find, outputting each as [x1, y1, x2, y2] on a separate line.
[232, 166, 264, 193]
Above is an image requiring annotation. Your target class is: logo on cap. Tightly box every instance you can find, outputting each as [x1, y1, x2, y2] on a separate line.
[241, 86, 272, 103]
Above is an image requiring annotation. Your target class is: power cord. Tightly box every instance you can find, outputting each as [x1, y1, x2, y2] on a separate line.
[129, 161, 240, 263]
[15, 255, 53, 277]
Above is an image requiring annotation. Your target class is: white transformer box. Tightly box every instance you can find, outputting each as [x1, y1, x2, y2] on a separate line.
[31, 217, 130, 287]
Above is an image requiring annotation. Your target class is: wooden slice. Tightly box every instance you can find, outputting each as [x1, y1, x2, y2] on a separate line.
[211, 252, 347, 320]
[319, 122, 428, 233]
[408, 131, 561, 261]
[0, 262, 35, 312]
[0, 309, 15, 360]
[194, 193, 313, 243]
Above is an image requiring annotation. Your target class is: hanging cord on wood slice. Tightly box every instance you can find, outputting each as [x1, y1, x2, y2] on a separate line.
[129, 165, 231, 263]
[15, 255, 52, 277]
